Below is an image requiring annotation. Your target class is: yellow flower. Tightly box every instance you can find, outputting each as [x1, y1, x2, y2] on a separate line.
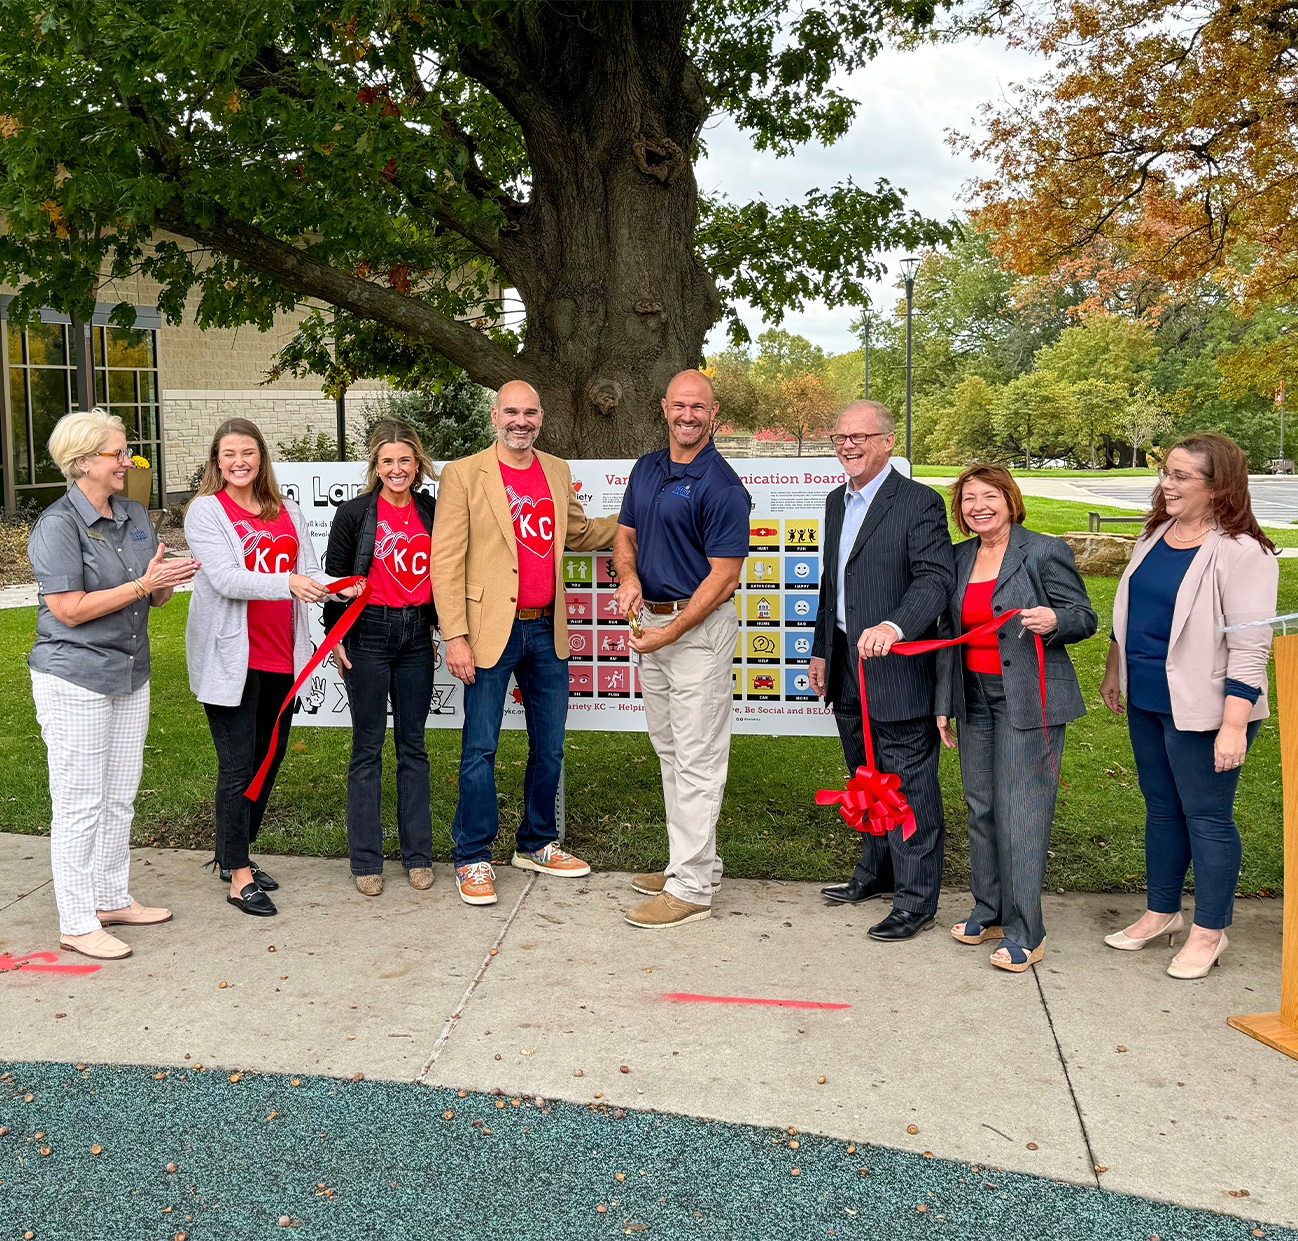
[131, 455, 150, 469]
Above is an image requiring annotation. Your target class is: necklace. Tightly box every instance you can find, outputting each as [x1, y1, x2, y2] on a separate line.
[1170, 517, 1215, 543]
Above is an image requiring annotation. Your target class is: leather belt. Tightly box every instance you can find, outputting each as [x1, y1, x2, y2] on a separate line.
[516, 604, 555, 620]
[643, 599, 690, 615]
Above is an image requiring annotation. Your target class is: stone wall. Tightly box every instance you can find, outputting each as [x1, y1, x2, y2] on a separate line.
[163, 389, 388, 493]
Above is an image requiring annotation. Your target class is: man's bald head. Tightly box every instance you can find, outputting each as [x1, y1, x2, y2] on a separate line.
[493, 380, 542, 415]
[492, 380, 544, 454]
[664, 369, 714, 404]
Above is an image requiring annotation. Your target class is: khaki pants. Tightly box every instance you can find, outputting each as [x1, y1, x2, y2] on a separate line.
[637, 601, 739, 905]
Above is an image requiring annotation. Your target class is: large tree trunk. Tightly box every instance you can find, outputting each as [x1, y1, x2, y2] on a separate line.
[462, 4, 718, 458]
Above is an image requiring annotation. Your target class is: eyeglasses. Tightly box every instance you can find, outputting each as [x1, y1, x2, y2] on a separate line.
[94, 450, 134, 463]
[832, 432, 892, 447]
[1158, 468, 1203, 484]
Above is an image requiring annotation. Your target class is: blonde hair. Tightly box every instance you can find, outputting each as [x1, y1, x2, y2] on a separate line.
[48, 408, 127, 481]
[192, 418, 285, 521]
[364, 419, 437, 493]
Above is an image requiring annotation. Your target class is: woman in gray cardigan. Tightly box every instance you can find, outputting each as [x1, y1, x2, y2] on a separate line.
[184, 418, 355, 916]
[935, 465, 1096, 973]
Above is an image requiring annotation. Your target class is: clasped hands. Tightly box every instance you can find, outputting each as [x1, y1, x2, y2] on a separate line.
[140, 543, 201, 593]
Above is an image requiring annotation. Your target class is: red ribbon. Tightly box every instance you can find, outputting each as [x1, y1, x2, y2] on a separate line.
[244, 575, 371, 801]
[816, 609, 1065, 835]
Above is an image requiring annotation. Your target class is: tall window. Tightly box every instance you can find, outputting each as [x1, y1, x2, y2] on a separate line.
[94, 325, 163, 507]
[1, 318, 163, 512]
[3, 321, 80, 513]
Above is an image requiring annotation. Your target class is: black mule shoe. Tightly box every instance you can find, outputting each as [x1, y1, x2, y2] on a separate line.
[226, 883, 277, 917]
[213, 860, 279, 891]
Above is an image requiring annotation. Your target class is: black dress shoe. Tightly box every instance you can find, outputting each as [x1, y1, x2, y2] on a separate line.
[215, 861, 279, 891]
[868, 908, 936, 941]
[226, 883, 277, 917]
[821, 876, 895, 904]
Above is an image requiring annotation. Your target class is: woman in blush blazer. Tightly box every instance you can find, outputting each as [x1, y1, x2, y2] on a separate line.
[935, 465, 1097, 973]
[1100, 433, 1278, 979]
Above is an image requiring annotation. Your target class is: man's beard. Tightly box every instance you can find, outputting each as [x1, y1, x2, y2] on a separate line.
[498, 425, 539, 451]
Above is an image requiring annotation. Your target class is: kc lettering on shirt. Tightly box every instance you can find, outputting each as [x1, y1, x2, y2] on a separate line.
[499, 457, 556, 608]
[215, 488, 298, 673]
[368, 497, 433, 608]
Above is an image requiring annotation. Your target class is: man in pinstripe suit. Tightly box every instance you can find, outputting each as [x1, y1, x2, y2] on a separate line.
[809, 401, 955, 940]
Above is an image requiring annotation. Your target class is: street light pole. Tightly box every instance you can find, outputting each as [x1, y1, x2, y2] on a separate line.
[900, 257, 919, 462]
[863, 317, 871, 399]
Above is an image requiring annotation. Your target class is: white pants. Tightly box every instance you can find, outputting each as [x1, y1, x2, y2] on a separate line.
[638, 602, 739, 905]
[30, 670, 149, 935]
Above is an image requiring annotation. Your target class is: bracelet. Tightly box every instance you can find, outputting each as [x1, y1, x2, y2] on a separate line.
[133, 579, 147, 599]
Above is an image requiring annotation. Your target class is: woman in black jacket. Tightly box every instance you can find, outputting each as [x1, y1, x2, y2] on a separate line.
[325, 420, 438, 896]
[935, 465, 1097, 973]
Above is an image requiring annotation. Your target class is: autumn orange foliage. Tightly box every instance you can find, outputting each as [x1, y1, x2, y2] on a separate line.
[961, 0, 1298, 305]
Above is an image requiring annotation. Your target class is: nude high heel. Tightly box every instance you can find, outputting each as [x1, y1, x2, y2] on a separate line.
[1167, 931, 1228, 980]
[1104, 911, 1184, 951]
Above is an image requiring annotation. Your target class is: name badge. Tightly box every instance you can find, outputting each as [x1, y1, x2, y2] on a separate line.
[86, 529, 106, 541]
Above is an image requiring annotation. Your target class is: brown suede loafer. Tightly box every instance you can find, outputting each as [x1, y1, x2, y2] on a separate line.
[624, 892, 711, 929]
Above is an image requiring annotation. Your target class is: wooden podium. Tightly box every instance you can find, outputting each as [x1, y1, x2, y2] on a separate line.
[1228, 632, 1298, 1059]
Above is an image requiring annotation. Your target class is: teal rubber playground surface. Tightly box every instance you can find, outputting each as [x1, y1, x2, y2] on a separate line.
[1, 1061, 1290, 1240]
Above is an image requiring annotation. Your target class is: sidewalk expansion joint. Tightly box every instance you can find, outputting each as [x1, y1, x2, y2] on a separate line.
[416, 872, 537, 1083]
[0, 878, 52, 916]
[1032, 964, 1101, 1188]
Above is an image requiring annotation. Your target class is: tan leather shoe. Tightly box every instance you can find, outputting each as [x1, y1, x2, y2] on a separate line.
[95, 900, 173, 926]
[631, 871, 721, 896]
[624, 892, 711, 929]
[60, 929, 132, 959]
[407, 868, 434, 891]
[355, 874, 383, 896]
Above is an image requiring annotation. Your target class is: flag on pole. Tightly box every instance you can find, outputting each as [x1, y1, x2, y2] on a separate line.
[1277, 384, 1284, 407]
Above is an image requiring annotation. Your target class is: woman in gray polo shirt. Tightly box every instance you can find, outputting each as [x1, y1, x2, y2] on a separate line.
[28, 409, 200, 960]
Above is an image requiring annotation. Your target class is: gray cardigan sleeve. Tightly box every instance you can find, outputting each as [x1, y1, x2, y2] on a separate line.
[183, 495, 294, 601]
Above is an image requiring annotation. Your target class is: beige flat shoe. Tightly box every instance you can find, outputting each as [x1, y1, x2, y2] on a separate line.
[60, 929, 132, 960]
[355, 874, 383, 896]
[406, 868, 434, 891]
[95, 900, 173, 926]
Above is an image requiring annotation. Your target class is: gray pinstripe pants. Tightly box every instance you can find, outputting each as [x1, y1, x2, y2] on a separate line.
[960, 670, 1065, 951]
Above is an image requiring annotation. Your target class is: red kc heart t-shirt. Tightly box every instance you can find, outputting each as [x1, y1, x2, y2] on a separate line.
[499, 457, 555, 609]
[216, 489, 298, 673]
[367, 496, 432, 607]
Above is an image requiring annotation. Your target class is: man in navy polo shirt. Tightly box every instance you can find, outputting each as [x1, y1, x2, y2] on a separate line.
[613, 370, 751, 929]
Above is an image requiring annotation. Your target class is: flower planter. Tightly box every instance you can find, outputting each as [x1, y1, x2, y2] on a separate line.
[124, 466, 153, 508]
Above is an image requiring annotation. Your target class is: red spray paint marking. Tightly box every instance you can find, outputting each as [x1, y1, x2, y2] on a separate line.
[0, 951, 101, 976]
[661, 992, 850, 1010]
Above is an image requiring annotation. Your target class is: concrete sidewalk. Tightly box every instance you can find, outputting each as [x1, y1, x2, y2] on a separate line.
[2, 832, 1294, 1227]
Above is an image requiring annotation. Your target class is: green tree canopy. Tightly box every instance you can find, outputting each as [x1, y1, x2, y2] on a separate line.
[0, 0, 952, 456]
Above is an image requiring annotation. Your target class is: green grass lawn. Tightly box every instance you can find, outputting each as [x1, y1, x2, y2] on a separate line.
[0, 494, 1286, 895]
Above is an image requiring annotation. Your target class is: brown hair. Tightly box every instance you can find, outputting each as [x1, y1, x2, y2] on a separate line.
[1144, 433, 1277, 553]
[363, 419, 437, 494]
[949, 464, 1026, 536]
[192, 418, 284, 521]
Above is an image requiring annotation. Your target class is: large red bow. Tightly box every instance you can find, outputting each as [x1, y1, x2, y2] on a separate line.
[816, 765, 917, 839]
[817, 609, 1062, 838]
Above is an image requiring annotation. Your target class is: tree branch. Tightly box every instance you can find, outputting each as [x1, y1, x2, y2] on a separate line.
[155, 204, 530, 389]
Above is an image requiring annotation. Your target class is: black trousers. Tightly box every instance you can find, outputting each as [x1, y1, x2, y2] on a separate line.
[204, 669, 296, 871]
[831, 628, 944, 916]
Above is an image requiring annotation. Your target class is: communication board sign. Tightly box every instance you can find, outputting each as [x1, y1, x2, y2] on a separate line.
[274, 456, 910, 736]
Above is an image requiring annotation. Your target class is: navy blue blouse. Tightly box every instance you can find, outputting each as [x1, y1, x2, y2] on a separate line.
[1126, 537, 1260, 714]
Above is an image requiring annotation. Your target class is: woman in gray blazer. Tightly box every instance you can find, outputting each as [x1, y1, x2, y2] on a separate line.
[935, 465, 1097, 972]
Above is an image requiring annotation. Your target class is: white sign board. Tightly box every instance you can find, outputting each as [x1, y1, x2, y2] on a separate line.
[274, 456, 910, 737]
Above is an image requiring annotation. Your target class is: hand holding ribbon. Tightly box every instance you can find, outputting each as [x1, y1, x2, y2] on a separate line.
[244, 575, 372, 800]
[816, 609, 1065, 837]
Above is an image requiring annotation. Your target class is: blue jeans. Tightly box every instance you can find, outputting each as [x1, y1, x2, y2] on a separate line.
[1127, 701, 1261, 929]
[342, 604, 435, 875]
[450, 616, 567, 867]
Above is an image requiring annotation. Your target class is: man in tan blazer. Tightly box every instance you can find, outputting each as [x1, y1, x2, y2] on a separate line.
[433, 380, 617, 906]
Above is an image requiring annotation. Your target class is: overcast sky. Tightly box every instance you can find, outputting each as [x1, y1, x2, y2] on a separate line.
[698, 38, 1043, 357]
